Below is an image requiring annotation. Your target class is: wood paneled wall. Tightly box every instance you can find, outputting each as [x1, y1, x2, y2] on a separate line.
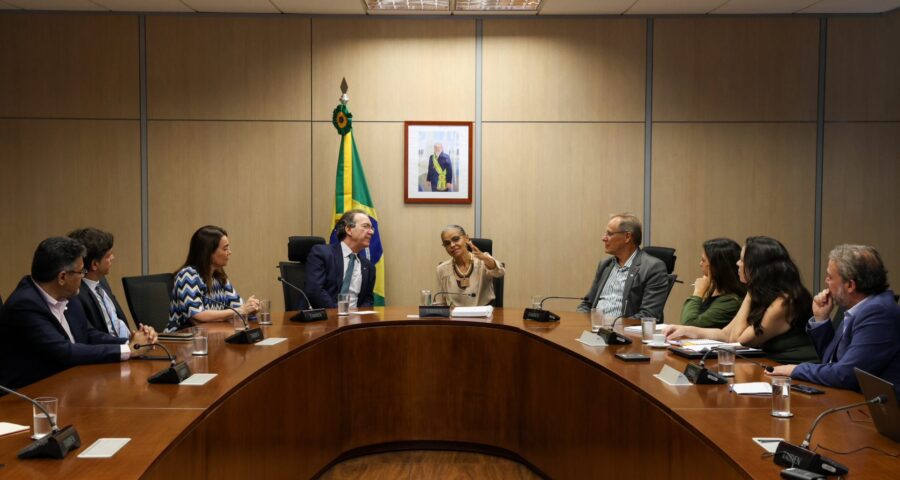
[1, 12, 897, 321]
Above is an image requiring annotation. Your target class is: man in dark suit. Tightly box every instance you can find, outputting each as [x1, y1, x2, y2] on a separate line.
[0, 237, 156, 390]
[303, 209, 376, 309]
[576, 213, 669, 320]
[769, 245, 900, 391]
[68, 228, 130, 339]
[425, 143, 453, 192]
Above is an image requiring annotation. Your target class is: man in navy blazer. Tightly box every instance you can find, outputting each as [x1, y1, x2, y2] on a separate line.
[0, 237, 156, 390]
[770, 245, 900, 391]
[303, 209, 376, 309]
[68, 228, 131, 339]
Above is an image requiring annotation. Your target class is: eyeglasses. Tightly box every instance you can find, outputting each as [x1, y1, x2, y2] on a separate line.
[441, 236, 464, 247]
[354, 223, 374, 231]
[65, 268, 88, 276]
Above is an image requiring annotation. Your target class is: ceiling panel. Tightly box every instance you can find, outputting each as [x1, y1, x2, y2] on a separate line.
[627, 0, 725, 14]
[540, 0, 634, 15]
[181, 0, 280, 13]
[800, 0, 900, 13]
[94, 0, 194, 12]
[5, 0, 104, 10]
[274, 0, 364, 14]
[712, 0, 818, 14]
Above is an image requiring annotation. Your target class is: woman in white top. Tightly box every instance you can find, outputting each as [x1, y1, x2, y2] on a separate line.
[435, 225, 505, 307]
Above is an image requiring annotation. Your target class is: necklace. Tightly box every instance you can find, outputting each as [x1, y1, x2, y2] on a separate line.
[453, 258, 474, 289]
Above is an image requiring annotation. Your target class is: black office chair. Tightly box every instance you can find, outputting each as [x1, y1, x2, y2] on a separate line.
[642, 246, 680, 321]
[470, 237, 504, 308]
[121, 273, 175, 333]
[278, 236, 326, 310]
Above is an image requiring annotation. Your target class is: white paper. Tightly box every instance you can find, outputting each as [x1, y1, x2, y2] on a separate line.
[624, 324, 670, 334]
[180, 373, 217, 386]
[575, 330, 607, 347]
[350, 310, 377, 315]
[406, 314, 420, 319]
[731, 382, 773, 395]
[0, 422, 29, 436]
[451, 306, 494, 317]
[256, 337, 287, 346]
[752, 437, 784, 453]
[654, 364, 693, 386]
[77, 438, 130, 458]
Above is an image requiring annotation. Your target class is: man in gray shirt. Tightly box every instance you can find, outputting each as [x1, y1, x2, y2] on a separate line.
[576, 213, 669, 320]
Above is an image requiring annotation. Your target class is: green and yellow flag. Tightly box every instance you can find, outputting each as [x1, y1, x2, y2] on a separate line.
[331, 103, 385, 306]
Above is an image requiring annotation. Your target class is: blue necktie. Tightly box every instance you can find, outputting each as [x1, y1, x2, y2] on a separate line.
[95, 284, 118, 336]
[340, 253, 357, 294]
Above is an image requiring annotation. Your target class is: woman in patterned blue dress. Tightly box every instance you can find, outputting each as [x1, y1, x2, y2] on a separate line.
[166, 225, 259, 332]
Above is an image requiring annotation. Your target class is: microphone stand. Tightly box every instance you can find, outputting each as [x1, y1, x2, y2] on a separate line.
[206, 297, 264, 344]
[772, 397, 885, 476]
[420, 292, 477, 318]
[0, 384, 81, 459]
[277, 276, 328, 322]
[682, 346, 729, 384]
[594, 315, 633, 345]
[523, 296, 587, 322]
[135, 343, 192, 384]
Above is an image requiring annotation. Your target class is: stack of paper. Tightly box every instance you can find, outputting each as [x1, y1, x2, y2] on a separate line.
[624, 324, 670, 334]
[451, 306, 494, 318]
[731, 382, 773, 395]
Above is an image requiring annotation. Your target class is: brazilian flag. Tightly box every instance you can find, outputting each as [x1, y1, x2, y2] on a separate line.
[330, 103, 385, 306]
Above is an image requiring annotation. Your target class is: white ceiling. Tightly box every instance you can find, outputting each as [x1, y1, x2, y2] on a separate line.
[1, 0, 899, 15]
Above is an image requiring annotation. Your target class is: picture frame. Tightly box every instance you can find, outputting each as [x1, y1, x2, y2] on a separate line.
[404, 121, 473, 204]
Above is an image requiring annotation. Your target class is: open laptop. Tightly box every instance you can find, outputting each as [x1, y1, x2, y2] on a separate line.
[854, 367, 900, 443]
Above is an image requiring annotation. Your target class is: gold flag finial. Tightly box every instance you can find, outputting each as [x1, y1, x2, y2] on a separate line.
[339, 77, 349, 105]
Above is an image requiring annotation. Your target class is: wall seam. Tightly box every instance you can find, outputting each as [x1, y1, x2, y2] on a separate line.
[474, 19, 483, 238]
[813, 16, 828, 292]
[643, 17, 654, 246]
[139, 15, 149, 275]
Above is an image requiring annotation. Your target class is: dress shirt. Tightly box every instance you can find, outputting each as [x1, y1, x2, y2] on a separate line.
[35, 283, 75, 343]
[595, 250, 637, 318]
[82, 277, 129, 339]
[341, 242, 363, 308]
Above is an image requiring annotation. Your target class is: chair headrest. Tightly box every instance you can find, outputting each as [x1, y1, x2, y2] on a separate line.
[470, 238, 493, 255]
[288, 236, 326, 262]
[642, 246, 676, 274]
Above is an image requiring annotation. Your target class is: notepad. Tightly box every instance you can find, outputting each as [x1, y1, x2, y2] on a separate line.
[78, 438, 130, 458]
[0, 422, 29, 437]
[256, 337, 287, 346]
[180, 373, 217, 386]
[451, 306, 494, 317]
[731, 382, 773, 395]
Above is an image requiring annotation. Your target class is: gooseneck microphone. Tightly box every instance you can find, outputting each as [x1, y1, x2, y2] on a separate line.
[277, 276, 328, 322]
[420, 292, 477, 318]
[0, 384, 81, 459]
[523, 296, 587, 322]
[772, 396, 885, 476]
[205, 296, 264, 344]
[134, 343, 192, 384]
[682, 346, 729, 385]
[594, 314, 633, 346]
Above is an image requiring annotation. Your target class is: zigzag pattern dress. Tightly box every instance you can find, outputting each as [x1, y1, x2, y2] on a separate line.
[166, 266, 243, 332]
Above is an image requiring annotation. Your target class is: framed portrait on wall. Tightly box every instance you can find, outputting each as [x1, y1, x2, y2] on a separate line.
[404, 121, 473, 204]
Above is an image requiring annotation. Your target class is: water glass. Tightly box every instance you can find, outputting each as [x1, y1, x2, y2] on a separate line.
[420, 289, 433, 306]
[337, 293, 351, 316]
[232, 312, 246, 331]
[32, 397, 58, 439]
[641, 317, 657, 343]
[531, 296, 542, 309]
[258, 299, 272, 325]
[590, 309, 605, 332]
[717, 347, 735, 377]
[192, 327, 208, 356]
[771, 376, 793, 418]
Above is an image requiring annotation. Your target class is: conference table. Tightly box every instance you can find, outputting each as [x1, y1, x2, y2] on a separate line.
[1, 308, 897, 479]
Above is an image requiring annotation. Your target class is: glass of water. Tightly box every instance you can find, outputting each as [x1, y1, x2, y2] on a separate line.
[641, 317, 657, 343]
[717, 347, 735, 377]
[337, 293, 351, 316]
[420, 289, 432, 306]
[192, 327, 208, 356]
[590, 308, 605, 332]
[32, 397, 58, 439]
[258, 299, 272, 325]
[531, 296, 542, 309]
[771, 376, 793, 417]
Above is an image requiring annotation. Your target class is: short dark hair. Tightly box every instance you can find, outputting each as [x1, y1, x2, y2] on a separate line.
[335, 209, 368, 241]
[829, 244, 889, 295]
[612, 213, 642, 246]
[181, 225, 228, 287]
[68, 227, 114, 268]
[31, 237, 86, 282]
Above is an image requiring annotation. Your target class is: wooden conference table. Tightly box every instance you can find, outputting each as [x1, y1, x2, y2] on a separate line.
[0, 308, 898, 479]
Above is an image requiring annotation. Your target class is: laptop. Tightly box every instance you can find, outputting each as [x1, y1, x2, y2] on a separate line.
[854, 367, 900, 443]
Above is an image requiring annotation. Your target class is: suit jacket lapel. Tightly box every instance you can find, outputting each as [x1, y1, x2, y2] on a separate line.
[25, 278, 70, 339]
[331, 242, 344, 286]
[621, 251, 643, 312]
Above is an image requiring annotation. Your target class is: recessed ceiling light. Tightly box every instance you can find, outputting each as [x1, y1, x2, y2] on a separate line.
[366, 0, 450, 11]
[454, 0, 542, 11]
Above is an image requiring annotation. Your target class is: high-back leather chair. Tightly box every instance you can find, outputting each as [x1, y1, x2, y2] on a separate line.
[279, 236, 326, 310]
[470, 237, 504, 308]
[121, 273, 175, 332]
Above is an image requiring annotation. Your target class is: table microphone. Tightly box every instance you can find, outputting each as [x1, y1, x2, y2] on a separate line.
[682, 346, 729, 384]
[205, 297, 264, 344]
[277, 276, 328, 322]
[133, 343, 192, 384]
[522, 296, 587, 322]
[772, 396, 886, 476]
[0, 384, 81, 459]
[594, 315, 633, 345]
[420, 292, 476, 318]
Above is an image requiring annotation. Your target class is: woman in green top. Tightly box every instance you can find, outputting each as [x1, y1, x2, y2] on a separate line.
[680, 238, 745, 328]
[665, 236, 817, 364]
